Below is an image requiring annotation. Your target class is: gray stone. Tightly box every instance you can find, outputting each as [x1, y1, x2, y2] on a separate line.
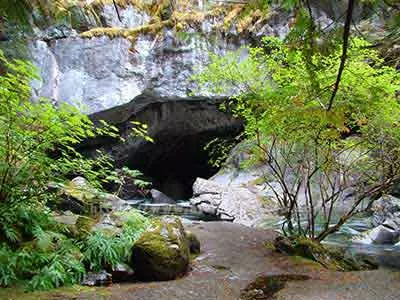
[382, 218, 400, 231]
[81, 270, 112, 286]
[191, 193, 222, 207]
[192, 177, 223, 196]
[372, 195, 400, 214]
[190, 177, 268, 227]
[56, 177, 130, 214]
[151, 189, 175, 204]
[367, 225, 398, 245]
[53, 212, 79, 225]
[38, 24, 78, 41]
[197, 202, 217, 215]
[101, 4, 150, 28]
[29, 10, 292, 116]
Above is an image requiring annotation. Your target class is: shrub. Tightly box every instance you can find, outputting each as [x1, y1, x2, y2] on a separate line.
[0, 50, 151, 290]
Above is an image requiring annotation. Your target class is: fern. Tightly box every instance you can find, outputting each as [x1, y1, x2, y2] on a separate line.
[82, 210, 150, 270]
[82, 231, 123, 272]
[0, 245, 18, 287]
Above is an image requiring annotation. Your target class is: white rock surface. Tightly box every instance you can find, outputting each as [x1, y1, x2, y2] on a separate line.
[190, 178, 269, 227]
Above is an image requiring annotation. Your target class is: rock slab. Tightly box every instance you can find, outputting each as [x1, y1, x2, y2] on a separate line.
[190, 177, 268, 227]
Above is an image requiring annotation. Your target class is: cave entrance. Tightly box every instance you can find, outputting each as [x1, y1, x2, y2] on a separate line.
[132, 132, 233, 200]
[124, 101, 243, 200]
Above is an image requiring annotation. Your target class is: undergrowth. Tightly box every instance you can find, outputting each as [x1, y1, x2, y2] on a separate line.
[0, 50, 151, 291]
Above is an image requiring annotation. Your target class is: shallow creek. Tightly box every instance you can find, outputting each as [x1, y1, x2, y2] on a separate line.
[260, 213, 400, 269]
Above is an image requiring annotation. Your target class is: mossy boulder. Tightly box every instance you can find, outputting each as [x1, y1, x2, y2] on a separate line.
[130, 216, 190, 281]
[54, 177, 129, 215]
[53, 212, 96, 239]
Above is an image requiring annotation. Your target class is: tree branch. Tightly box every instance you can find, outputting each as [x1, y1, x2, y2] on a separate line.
[327, 0, 356, 111]
[113, 0, 122, 22]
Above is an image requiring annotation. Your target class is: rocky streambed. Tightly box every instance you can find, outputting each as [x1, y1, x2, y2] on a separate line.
[9, 221, 400, 300]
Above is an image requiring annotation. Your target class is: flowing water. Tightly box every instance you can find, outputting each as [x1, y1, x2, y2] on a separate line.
[260, 213, 400, 269]
[126, 198, 218, 221]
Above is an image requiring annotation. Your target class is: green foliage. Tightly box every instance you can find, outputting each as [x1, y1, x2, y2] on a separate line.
[0, 50, 123, 211]
[196, 36, 399, 146]
[82, 210, 150, 272]
[82, 231, 123, 272]
[196, 36, 400, 241]
[0, 51, 153, 290]
[204, 136, 242, 168]
[0, 212, 85, 291]
[131, 121, 154, 143]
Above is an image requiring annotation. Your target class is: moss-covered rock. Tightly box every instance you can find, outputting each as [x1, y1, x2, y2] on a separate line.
[274, 236, 378, 271]
[186, 230, 201, 255]
[53, 212, 96, 239]
[130, 216, 190, 281]
[54, 177, 129, 216]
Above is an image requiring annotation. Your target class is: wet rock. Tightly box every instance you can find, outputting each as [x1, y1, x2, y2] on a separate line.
[241, 274, 310, 300]
[274, 236, 378, 271]
[38, 24, 78, 41]
[186, 230, 201, 254]
[130, 216, 190, 281]
[368, 225, 399, 244]
[197, 202, 218, 215]
[372, 195, 400, 216]
[111, 263, 135, 283]
[81, 270, 112, 286]
[355, 224, 399, 245]
[151, 189, 175, 204]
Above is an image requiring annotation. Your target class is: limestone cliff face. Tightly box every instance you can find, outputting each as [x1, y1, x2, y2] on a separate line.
[28, 2, 300, 114]
[20, 1, 385, 116]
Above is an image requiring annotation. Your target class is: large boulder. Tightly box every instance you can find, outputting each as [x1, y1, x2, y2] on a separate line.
[190, 178, 270, 227]
[371, 195, 400, 227]
[55, 177, 130, 215]
[354, 225, 400, 245]
[130, 216, 190, 281]
[151, 189, 175, 204]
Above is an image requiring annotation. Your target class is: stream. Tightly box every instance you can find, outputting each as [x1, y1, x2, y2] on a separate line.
[260, 213, 400, 269]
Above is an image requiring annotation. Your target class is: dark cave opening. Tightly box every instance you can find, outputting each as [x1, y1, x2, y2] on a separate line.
[123, 101, 243, 200]
[90, 99, 243, 200]
[129, 131, 238, 200]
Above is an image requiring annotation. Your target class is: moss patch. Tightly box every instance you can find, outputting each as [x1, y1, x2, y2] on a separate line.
[274, 236, 378, 272]
[240, 274, 309, 300]
[0, 284, 106, 300]
[81, 20, 172, 41]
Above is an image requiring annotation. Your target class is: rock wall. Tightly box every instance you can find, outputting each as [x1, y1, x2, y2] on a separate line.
[28, 2, 301, 114]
